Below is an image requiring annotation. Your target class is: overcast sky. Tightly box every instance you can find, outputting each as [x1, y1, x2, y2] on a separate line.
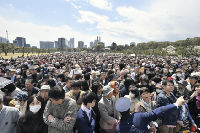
[0, 0, 200, 47]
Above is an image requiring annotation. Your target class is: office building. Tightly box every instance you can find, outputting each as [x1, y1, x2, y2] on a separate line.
[13, 37, 26, 47]
[78, 41, 84, 48]
[40, 41, 54, 49]
[69, 38, 75, 48]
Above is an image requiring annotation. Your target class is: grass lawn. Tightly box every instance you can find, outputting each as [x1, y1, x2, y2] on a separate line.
[0, 53, 49, 59]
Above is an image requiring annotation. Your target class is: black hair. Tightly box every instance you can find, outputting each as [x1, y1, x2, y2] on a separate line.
[81, 81, 89, 91]
[25, 79, 34, 84]
[65, 77, 72, 82]
[91, 82, 102, 94]
[57, 74, 65, 82]
[139, 87, 149, 95]
[47, 78, 56, 88]
[48, 85, 65, 100]
[71, 81, 81, 88]
[124, 79, 134, 89]
[162, 79, 174, 86]
[82, 92, 96, 106]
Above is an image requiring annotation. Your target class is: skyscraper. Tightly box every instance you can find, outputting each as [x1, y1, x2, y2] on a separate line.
[55, 41, 58, 48]
[0, 36, 9, 43]
[78, 41, 84, 48]
[90, 41, 94, 48]
[69, 38, 75, 48]
[58, 38, 67, 49]
[13, 37, 26, 47]
[40, 41, 54, 49]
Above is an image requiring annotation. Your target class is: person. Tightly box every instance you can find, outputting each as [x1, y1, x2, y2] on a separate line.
[66, 81, 85, 109]
[135, 87, 157, 132]
[124, 85, 139, 114]
[115, 96, 186, 133]
[13, 91, 28, 115]
[39, 85, 50, 105]
[43, 85, 77, 133]
[75, 92, 97, 133]
[176, 96, 197, 132]
[22, 79, 39, 98]
[63, 77, 72, 93]
[17, 95, 48, 133]
[98, 85, 120, 133]
[188, 83, 200, 128]
[91, 82, 103, 133]
[0, 94, 21, 133]
[0, 77, 22, 105]
[156, 79, 177, 133]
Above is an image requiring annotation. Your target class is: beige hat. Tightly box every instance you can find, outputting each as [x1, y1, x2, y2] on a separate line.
[40, 85, 50, 91]
[102, 85, 113, 96]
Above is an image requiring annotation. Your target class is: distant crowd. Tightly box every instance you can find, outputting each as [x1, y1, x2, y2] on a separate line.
[0, 53, 200, 133]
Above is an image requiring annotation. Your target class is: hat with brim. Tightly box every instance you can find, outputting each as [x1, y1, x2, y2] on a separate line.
[177, 80, 188, 86]
[115, 97, 131, 112]
[102, 85, 113, 96]
[40, 85, 50, 91]
[0, 77, 12, 89]
[14, 91, 28, 101]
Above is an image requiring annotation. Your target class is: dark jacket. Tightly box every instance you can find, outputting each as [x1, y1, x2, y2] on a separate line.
[17, 111, 48, 133]
[178, 103, 195, 125]
[156, 90, 178, 125]
[75, 108, 96, 133]
[188, 96, 200, 126]
[116, 104, 179, 133]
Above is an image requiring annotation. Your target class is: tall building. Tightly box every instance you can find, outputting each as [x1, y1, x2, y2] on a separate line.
[25, 44, 31, 48]
[40, 41, 54, 49]
[78, 41, 84, 48]
[90, 41, 94, 48]
[84, 45, 87, 48]
[0, 36, 9, 43]
[58, 38, 67, 49]
[69, 38, 75, 48]
[13, 37, 26, 47]
[55, 41, 58, 48]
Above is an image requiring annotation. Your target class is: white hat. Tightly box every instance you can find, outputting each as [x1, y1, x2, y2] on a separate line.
[40, 85, 50, 90]
[115, 97, 131, 112]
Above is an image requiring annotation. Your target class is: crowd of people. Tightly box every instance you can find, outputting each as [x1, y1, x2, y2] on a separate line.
[0, 52, 200, 133]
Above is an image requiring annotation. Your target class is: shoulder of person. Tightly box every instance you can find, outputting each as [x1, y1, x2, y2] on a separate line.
[4, 105, 20, 113]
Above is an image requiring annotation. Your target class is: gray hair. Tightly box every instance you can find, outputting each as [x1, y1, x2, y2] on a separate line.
[0, 94, 3, 103]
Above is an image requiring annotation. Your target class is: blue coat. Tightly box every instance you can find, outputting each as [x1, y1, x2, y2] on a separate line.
[156, 90, 178, 125]
[178, 103, 195, 124]
[116, 104, 178, 133]
[75, 108, 96, 133]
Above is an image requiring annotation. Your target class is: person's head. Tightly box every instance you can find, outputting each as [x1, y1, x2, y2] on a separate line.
[0, 94, 3, 110]
[29, 66, 37, 74]
[190, 75, 198, 85]
[102, 85, 113, 99]
[177, 80, 188, 90]
[163, 68, 169, 74]
[71, 81, 81, 95]
[65, 77, 72, 88]
[162, 79, 174, 93]
[27, 95, 43, 114]
[82, 92, 97, 108]
[194, 83, 200, 94]
[139, 87, 150, 102]
[48, 85, 65, 105]
[101, 72, 106, 79]
[8, 69, 16, 77]
[25, 79, 34, 90]
[91, 82, 103, 94]
[40, 85, 50, 100]
[15, 91, 28, 106]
